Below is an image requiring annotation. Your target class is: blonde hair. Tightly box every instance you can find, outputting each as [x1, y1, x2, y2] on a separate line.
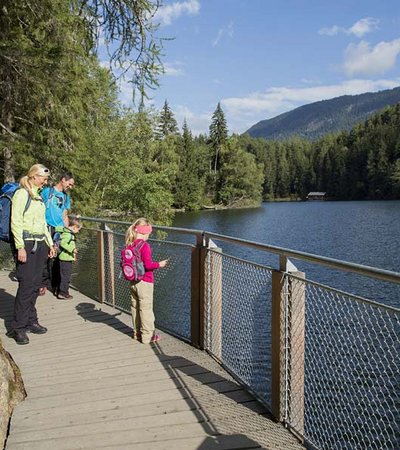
[125, 217, 151, 245]
[19, 164, 49, 198]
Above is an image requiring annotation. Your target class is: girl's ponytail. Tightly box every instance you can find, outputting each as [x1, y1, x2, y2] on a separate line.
[125, 217, 151, 245]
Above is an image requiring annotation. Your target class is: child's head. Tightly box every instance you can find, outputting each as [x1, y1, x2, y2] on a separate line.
[125, 217, 152, 245]
[68, 217, 82, 234]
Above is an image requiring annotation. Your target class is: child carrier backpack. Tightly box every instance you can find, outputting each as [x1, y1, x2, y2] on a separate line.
[0, 182, 32, 242]
[120, 240, 146, 281]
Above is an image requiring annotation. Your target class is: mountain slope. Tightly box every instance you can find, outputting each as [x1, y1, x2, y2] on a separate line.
[245, 87, 400, 140]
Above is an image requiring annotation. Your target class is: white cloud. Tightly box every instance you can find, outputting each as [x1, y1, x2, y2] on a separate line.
[154, 0, 200, 26]
[163, 61, 185, 76]
[319, 25, 343, 36]
[343, 39, 400, 76]
[319, 17, 380, 38]
[349, 18, 380, 38]
[212, 21, 234, 47]
[173, 105, 212, 136]
[222, 79, 400, 133]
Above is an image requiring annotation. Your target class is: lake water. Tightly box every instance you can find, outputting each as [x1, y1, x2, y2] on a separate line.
[172, 200, 400, 449]
[173, 200, 400, 308]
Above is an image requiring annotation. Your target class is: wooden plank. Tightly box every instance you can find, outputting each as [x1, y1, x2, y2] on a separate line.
[0, 271, 304, 450]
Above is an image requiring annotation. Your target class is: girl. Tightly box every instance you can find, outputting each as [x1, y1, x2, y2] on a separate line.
[7, 164, 56, 345]
[125, 218, 168, 344]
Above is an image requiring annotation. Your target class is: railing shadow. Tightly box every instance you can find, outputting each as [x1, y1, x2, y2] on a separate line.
[75, 302, 132, 336]
[73, 302, 275, 448]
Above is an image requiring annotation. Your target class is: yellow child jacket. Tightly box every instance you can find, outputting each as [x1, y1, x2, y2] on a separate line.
[11, 187, 53, 250]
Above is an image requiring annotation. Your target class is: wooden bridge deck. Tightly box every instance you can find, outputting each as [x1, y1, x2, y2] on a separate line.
[0, 271, 304, 450]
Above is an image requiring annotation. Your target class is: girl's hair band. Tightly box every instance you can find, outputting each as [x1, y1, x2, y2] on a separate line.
[135, 224, 152, 235]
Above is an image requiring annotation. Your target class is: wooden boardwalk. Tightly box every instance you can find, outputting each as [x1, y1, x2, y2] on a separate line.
[0, 271, 304, 450]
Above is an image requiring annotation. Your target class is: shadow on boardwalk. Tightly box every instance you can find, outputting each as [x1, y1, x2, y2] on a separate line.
[0, 272, 304, 450]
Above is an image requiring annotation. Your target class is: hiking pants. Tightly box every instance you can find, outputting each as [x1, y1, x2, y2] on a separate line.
[13, 240, 49, 330]
[59, 260, 73, 295]
[130, 281, 155, 343]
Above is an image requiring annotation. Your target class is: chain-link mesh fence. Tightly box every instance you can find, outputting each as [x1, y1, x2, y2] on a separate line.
[1, 218, 399, 450]
[70, 222, 194, 341]
[279, 274, 399, 450]
[204, 249, 274, 407]
[202, 247, 399, 450]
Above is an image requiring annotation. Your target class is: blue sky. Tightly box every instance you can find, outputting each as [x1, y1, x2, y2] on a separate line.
[117, 0, 400, 135]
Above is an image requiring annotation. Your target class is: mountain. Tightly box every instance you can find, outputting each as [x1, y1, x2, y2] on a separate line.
[245, 87, 400, 141]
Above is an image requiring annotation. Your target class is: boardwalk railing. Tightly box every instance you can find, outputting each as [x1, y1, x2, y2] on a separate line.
[1, 216, 399, 450]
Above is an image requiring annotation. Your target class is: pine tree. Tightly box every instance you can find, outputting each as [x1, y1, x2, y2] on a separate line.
[156, 100, 179, 139]
[208, 102, 228, 200]
[209, 102, 228, 172]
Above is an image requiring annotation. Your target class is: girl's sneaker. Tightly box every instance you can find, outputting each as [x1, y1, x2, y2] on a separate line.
[150, 334, 161, 343]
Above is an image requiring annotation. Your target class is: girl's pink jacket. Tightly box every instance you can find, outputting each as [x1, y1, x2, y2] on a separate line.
[134, 239, 160, 283]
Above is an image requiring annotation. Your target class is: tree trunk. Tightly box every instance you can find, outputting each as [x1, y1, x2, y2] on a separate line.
[2, 106, 15, 182]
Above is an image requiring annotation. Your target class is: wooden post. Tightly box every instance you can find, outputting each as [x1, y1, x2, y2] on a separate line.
[271, 261, 305, 442]
[103, 226, 115, 307]
[191, 234, 206, 349]
[97, 228, 105, 303]
[287, 271, 305, 440]
[271, 269, 285, 421]
[206, 240, 222, 360]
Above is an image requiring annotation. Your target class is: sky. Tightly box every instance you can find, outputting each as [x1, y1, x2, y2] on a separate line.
[117, 0, 400, 136]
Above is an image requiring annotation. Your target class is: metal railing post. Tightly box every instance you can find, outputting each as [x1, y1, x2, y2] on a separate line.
[191, 234, 206, 349]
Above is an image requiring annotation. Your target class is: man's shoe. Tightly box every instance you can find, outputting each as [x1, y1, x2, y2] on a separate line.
[6, 329, 29, 345]
[39, 287, 47, 296]
[27, 323, 48, 334]
[58, 293, 73, 300]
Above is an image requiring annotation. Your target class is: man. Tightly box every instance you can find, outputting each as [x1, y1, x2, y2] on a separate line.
[39, 172, 75, 295]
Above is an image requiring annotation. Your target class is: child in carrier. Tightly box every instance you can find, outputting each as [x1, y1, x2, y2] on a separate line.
[125, 217, 168, 343]
[55, 217, 82, 300]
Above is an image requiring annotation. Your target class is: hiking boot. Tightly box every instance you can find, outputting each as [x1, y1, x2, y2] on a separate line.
[58, 293, 73, 300]
[6, 329, 29, 345]
[27, 323, 48, 334]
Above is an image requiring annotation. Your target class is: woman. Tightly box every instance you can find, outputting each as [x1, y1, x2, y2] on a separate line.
[7, 164, 56, 345]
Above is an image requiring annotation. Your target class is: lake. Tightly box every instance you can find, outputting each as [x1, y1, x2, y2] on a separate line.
[173, 200, 400, 308]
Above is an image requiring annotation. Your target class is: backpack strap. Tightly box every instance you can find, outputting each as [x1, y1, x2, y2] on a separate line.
[47, 186, 67, 208]
[134, 240, 145, 254]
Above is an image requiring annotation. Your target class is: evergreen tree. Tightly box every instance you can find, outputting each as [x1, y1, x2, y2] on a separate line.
[156, 100, 179, 139]
[209, 102, 228, 172]
[208, 102, 228, 200]
[217, 137, 263, 206]
[173, 120, 206, 210]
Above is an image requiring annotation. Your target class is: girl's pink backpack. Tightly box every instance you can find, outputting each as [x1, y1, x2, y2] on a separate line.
[120, 240, 145, 281]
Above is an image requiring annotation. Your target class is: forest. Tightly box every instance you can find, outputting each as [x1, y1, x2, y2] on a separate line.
[1, 1, 400, 225]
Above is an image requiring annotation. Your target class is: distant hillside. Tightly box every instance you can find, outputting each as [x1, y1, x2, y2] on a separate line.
[245, 87, 400, 140]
